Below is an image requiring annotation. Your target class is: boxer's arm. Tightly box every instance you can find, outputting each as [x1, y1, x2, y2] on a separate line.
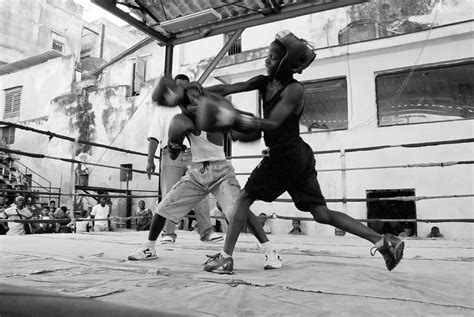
[233, 82, 303, 132]
[205, 75, 266, 96]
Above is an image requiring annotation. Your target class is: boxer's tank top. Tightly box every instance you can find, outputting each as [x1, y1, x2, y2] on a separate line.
[258, 77, 303, 147]
[188, 132, 226, 163]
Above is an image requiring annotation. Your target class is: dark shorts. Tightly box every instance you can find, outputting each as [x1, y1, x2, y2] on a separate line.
[244, 138, 326, 211]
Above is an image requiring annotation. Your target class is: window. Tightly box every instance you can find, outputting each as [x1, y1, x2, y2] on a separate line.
[51, 31, 65, 53]
[301, 78, 348, 132]
[120, 164, 133, 182]
[4, 87, 22, 118]
[52, 40, 64, 52]
[225, 33, 242, 56]
[1, 127, 15, 145]
[376, 61, 474, 126]
[132, 57, 146, 96]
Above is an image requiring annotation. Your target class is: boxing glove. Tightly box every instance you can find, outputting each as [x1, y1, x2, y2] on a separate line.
[230, 130, 261, 142]
[167, 113, 194, 160]
[196, 94, 258, 132]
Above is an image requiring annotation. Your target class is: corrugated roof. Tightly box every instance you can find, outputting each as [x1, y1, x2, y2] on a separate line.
[92, 0, 367, 45]
[0, 50, 64, 75]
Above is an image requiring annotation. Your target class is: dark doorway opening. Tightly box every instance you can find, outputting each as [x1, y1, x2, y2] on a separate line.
[367, 189, 417, 237]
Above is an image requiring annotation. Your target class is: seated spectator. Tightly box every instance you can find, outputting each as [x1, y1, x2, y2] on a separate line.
[135, 200, 152, 231]
[259, 213, 272, 234]
[289, 219, 304, 235]
[398, 222, 414, 238]
[427, 226, 444, 238]
[210, 201, 228, 233]
[0, 195, 33, 235]
[51, 206, 72, 233]
[73, 210, 90, 233]
[0, 196, 7, 235]
[38, 207, 54, 234]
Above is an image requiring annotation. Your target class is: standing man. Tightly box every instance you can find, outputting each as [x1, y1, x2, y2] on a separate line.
[0, 195, 32, 235]
[90, 196, 110, 232]
[146, 74, 222, 244]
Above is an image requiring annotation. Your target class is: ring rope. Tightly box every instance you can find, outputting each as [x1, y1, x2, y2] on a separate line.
[0, 147, 159, 176]
[229, 138, 474, 160]
[3, 189, 472, 202]
[234, 160, 474, 175]
[0, 120, 158, 159]
[1, 216, 472, 225]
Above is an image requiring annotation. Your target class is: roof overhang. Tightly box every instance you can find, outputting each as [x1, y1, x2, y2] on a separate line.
[91, 0, 368, 46]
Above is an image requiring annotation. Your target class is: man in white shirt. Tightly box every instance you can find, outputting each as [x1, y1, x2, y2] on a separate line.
[146, 74, 222, 244]
[0, 195, 33, 235]
[90, 197, 110, 232]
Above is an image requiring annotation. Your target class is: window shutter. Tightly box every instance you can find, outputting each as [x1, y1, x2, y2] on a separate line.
[4, 87, 22, 118]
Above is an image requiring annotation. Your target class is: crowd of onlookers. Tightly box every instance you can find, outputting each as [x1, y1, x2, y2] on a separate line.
[0, 193, 445, 238]
[0, 194, 116, 236]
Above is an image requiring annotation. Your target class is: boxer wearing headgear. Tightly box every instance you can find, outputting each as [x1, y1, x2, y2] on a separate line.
[201, 31, 404, 274]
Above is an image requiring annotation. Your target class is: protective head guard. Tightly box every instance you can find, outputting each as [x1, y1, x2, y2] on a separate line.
[274, 30, 316, 75]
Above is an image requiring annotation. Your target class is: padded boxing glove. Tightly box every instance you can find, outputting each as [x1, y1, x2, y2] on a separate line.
[196, 94, 258, 132]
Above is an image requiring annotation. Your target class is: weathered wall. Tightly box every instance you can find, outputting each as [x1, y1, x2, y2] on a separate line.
[0, 0, 84, 64]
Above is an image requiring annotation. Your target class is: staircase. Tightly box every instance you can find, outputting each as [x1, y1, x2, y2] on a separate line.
[0, 150, 60, 210]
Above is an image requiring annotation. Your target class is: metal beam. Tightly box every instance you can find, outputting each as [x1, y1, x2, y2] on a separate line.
[164, 45, 174, 77]
[169, 0, 367, 46]
[91, 0, 170, 45]
[197, 28, 244, 84]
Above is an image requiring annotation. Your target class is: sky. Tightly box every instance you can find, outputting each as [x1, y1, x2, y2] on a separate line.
[74, 0, 127, 26]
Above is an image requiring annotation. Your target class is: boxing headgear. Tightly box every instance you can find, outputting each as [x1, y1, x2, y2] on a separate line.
[274, 30, 316, 75]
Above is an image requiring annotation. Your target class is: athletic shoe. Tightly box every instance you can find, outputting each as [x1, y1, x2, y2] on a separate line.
[160, 236, 175, 244]
[202, 232, 224, 243]
[203, 253, 233, 274]
[128, 245, 158, 261]
[371, 234, 404, 271]
[264, 249, 282, 270]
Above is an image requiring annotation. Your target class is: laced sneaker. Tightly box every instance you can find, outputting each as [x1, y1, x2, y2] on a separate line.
[371, 234, 404, 271]
[128, 245, 158, 261]
[160, 236, 175, 244]
[203, 253, 233, 274]
[202, 232, 224, 243]
[264, 249, 282, 270]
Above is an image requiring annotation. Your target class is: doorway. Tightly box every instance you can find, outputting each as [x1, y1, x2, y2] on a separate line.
[366, 189, 417, 237]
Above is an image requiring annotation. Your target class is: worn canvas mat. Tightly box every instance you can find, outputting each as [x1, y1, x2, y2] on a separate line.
[1, 231, 473, 316]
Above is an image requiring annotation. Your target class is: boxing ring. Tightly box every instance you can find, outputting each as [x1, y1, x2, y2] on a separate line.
[1, 231, 473, 316]
[1, 121, 473, 316]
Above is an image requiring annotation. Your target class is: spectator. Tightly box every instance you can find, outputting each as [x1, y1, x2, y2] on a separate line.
[0, 196, 33, 235]
[398, 222, 414, 238]
[0, 196, 6, 235]
[49, 200, 59, 215]
[73, 210, 90, 233]
[38, 207, 54, 234]
[289, 219, 304, 235]
[135, 200, 152, 231]
[90, 197, 110, 232]
[51, 206, 72, 233]
[259, 213, 272, 234]
[427, 226, 444, 238]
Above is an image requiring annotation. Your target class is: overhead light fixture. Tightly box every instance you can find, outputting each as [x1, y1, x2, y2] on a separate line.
[160, 8, 222, 33]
